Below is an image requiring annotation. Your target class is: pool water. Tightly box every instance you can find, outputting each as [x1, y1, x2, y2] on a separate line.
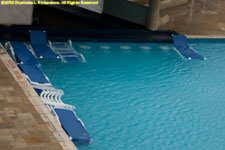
[39, 40, 225, 150]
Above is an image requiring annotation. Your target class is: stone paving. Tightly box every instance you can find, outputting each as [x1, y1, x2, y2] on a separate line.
[0, 45, 77, 150]
[160, 0, 225, 35]
[128, 0, 225, 35]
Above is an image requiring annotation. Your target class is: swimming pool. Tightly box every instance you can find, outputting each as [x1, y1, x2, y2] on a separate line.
[38, 39, 225, 150]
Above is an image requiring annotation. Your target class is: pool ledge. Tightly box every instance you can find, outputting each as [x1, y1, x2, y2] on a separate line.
[0, 45, 77, 150]
[187, 35, 225, 39]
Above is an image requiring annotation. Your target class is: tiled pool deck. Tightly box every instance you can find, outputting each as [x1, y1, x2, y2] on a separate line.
[128, 0, 225, 35]
[0, 45, 77, 150]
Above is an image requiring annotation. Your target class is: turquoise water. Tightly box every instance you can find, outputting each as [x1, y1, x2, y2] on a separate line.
[39, 40, 225, 150]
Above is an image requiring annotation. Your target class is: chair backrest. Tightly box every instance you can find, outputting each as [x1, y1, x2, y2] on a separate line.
[30, 30, 47, 45]
[10, 42, 38, 65]
[172, 35, 188, 48]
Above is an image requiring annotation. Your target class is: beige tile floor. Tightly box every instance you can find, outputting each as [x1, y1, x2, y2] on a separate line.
[128, 0, 225, 35]
[0, 45, 76, 150]
[0, 61, 63, 150]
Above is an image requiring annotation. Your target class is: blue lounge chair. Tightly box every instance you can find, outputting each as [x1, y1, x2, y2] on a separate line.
[172, 35, 206, 60]
[18, 64, 50, 85]
[29, 30, 59, 59]
[54, 108, 91, 144]
[8, 42, 39, 65]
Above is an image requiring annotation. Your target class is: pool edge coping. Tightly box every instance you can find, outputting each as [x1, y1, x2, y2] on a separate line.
[187, 35, 225, 39]
[0, 45, 77, 150]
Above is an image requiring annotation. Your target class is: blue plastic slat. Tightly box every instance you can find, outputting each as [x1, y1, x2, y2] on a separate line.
[30, 30, 47, 45]
[173, 35, 205, 60]
[182, 47, 205, 60]
[10, 42, 38, 65]
[18, 64, 49, 84]
[54, 108, 91, 143]
[31, 44, 58, 59]
[173, 35, 188, 49]
[29, 30, 58, 59]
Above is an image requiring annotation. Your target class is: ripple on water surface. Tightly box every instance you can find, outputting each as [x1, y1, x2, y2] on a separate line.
[39, 41, 225, 150]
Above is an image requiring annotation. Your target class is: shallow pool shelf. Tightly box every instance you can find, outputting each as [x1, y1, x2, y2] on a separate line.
[54, 108, 91, 144]
[5, 37, 91, 146]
